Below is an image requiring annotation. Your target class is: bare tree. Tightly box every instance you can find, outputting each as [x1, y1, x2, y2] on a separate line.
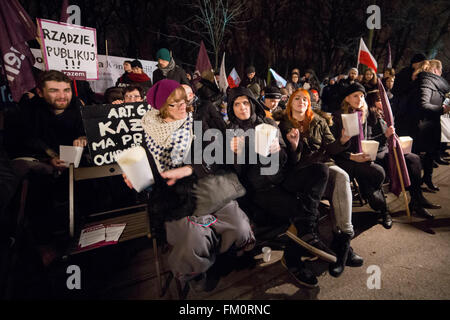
[191, 0, 246, 69]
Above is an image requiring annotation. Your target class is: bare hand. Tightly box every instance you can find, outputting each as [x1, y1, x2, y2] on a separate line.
[269, 138, 281, 154]
[112, 99, 124, 105]
[160, 166, 193, 186]
[286, 128, 300, 151]
[73, 136, 87, 147]
[340, 128, 351, 144]
[385, 125, 395, 138]
[230, 136, 245, 155]
[350, 153, 371, 163]
[50, 157, 67, 170]
[122, 173, 133, 189]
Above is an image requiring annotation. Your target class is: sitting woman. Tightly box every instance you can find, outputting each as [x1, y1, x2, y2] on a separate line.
[329, 83, 393, 229]
[365, 90, 439, 219]
[275, 88, 363, 278]
[123, 79, 255, 287]
[227, 86, 333, 288]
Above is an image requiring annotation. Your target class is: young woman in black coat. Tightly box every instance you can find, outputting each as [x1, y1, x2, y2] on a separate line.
[226, 86, 333, 287]
[414, 60, 450, 191]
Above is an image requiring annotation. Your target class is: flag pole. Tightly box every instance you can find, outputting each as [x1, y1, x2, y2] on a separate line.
[392, 142, 411, 219]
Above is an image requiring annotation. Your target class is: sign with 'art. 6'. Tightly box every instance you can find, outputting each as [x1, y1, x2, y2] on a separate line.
[37, 18, 98, 80]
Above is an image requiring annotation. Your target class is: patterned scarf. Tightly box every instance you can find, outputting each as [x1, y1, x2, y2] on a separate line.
[141, 109, 194, 173]
[158, 58, 176, 77]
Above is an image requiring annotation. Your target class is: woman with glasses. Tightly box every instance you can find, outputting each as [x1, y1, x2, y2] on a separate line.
[123, 79, 255, 289]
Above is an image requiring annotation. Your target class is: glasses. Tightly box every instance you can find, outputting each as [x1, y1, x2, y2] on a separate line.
[124, 94, 142, 99]
[168, 101, 187, 108]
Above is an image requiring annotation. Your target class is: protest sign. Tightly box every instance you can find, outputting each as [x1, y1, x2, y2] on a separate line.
[30, 48, 157, 94]
[80, 102, 151, 166]
[37, 18, 98, 80]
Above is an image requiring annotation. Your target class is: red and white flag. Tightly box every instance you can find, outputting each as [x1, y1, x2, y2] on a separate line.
[357, 38, 378, 73]
[227, 67, 240, 88]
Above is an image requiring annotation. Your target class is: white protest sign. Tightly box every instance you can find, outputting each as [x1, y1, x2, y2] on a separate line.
[30, 49, 157, 94]
[37, 18, 98, 80]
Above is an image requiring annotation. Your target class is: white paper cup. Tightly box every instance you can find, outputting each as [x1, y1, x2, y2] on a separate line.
[341, 113, 360, 137]
[262, 246, 272, 262]
[399, 136, 413, 154]
[60, 145, 84, 168]
[361, 140, 379, 161]
[255, 123, 278, 156]
[116, 146, 154, 192]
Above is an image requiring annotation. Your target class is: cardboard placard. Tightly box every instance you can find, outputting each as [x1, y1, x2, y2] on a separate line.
[80, 102, 151, 166]
[37, 18, 98, 80]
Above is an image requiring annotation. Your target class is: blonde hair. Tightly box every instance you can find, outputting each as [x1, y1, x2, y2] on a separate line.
[412, 60, 430, 80]
[158, 86, 193, 119]
[429, 59, 442, 73]
[340, 95, 368, 124]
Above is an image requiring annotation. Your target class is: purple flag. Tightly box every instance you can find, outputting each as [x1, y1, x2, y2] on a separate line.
[0, 0, 36, 102]
[195, 41, 213, 78]
[60, 0, 69, 23]
[377, 78, 410, 196]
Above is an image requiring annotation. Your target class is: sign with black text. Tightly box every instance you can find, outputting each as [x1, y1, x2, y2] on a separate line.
[37, 18, 98, 80]
[81, 102, 151, 166]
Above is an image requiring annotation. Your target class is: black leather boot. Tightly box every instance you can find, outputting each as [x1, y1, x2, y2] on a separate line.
[329, 232, 351, 277]
[422, 176, 440, 191]
[409, 200, 434, 220]
[419, 194, 441, 209]
[346, 247, 364, 267]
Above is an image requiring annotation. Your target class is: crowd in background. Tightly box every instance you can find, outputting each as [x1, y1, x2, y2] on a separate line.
[1, 46, 449, 294]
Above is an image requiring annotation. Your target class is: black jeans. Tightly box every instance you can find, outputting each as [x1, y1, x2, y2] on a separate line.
[249, 162, 329, 226]
[376, 151, 422, 200]
[336, 159, 387, 212]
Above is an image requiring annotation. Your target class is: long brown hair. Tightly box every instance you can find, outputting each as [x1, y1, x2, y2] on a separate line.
[286, 88, 314, 133]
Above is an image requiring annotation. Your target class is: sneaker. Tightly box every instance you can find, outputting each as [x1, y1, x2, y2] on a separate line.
[281, 256, 318, 288]
[286, 225, 336, 263]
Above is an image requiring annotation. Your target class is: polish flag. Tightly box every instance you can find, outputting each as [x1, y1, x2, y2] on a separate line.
[227, 68, 241, 88]
[357, 38, 378, 73]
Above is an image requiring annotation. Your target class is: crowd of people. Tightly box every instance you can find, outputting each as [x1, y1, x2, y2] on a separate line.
[1, 47, 449, 294]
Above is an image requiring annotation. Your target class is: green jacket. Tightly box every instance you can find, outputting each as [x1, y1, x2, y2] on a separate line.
[276, 111, 349, 167]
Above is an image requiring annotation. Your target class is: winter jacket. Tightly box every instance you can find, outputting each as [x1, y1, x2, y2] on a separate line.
[276, 112, 348, 168]
[415, 72, 450, 121]
[152, 64, 190, 85]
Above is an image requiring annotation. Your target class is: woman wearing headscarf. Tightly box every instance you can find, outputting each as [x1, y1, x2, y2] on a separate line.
[330, 83, 393, 229]
[123, 79, 255, 287]
[365, 90, 438, 219]
[276, 88, 363, 277]
[226, 86, 333, 287]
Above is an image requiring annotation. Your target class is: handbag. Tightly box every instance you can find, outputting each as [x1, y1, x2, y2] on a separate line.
[192, 170, 246, 216]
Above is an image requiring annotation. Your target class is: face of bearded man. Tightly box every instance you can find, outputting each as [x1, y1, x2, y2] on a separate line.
[38, 80, 72, 114]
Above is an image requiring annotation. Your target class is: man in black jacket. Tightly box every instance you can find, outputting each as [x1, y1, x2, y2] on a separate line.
[152, 48, 190, 85]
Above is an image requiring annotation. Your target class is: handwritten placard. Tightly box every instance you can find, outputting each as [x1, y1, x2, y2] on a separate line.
[81, 102, 151, 166]
[37, 18, 98, 80]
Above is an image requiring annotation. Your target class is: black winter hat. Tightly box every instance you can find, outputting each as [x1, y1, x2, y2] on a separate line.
[245, 66, 256, 74]
[131, 59, 143, 69]
[410, 53, 426, 65]
[264, 86, 282, 99]
[342, 82, 366, 100]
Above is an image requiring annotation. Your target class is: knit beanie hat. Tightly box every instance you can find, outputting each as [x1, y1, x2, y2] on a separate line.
[156, 48, 171, 62]
[146, 79, 180, 110]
